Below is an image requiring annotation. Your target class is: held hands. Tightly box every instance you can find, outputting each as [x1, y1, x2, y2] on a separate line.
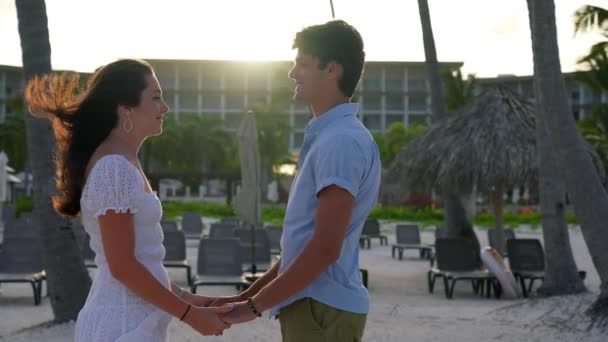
[183, 305, 234, 336]
[185, 292, 260, 328]
[222, 301, 258, 325]
[185, 293, 217, 307]
[207, 294, 244, 308]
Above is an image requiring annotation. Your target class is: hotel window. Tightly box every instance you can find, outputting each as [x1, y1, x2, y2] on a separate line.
[225, 95, 244, 110]
[202, 69, 222, 90]
[408, 68, 427, 92]
[156, 67, 175, 89]
[409, 94, 427, 112]
[179, 93, 198, 110]
[362, 68, 382, 91]
[271, 68, 292, 94]
[225, 69, 245, 90]
[248, 70, 268, 91]
[178, 65, 198, 89]
[386, 68, 404, 91]
[363, 95, 382, 111]
[386, 95, 404, 111]
[202, 94, 221, 110]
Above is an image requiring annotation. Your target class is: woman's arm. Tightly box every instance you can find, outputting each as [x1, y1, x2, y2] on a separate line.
[99, 211, 189, 319]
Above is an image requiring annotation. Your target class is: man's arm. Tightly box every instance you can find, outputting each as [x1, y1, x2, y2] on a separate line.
[251, 185, 355, 312]
[207, 258, 281, 307]
[242, 258, 281, 297]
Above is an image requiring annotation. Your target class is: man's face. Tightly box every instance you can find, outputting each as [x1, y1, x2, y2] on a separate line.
[288, 51, 327, 104]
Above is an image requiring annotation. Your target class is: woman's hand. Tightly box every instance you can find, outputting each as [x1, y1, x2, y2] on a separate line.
[183, 305, 234, 336]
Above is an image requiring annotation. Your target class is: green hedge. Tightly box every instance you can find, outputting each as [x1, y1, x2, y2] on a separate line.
[162, 201, 286, 226]
[161, 202, 578, 229]
[15, 197, 33, 217]
[12, 198, 578, 229]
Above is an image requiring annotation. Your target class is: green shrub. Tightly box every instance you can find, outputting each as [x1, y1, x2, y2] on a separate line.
[162, 201, 235, 220]
[15, 197, 33, 217]
[147, 201, 580, 230]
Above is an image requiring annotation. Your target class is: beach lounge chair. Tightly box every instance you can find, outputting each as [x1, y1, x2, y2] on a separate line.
[0, 218, 45, 305]
[162, 230, 192, 286]
[190, 238, 246, 293]
[181, 212, 203, 239]
[360, 219, 387, 248]
[391, 224, 432, 260]
[428, 238, 495, 299]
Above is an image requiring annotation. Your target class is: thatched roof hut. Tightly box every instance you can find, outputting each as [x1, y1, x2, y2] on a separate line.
[384, 87, 538, 196]
[383, 87, 604, 254]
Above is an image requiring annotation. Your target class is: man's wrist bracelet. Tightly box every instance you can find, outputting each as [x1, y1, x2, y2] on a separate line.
[247, 297, 262, 318]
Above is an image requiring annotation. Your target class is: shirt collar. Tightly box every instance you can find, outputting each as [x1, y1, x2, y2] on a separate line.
[305, 103, 359, 136]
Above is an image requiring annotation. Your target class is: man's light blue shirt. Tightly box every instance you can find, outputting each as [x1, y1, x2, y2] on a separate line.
[270, 103, 381, 316]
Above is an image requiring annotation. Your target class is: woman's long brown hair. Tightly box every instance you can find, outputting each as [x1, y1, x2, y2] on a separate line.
[25, 59, 153, 217]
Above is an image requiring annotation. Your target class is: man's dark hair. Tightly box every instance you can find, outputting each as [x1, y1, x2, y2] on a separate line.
[293, 20, 365, 98]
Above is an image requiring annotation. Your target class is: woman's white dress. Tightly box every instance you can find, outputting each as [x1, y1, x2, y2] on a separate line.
[74, 155, 172, 342]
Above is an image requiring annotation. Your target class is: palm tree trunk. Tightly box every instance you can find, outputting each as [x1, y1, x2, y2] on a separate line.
[417, 0, 446, 122]
[16, 0, 91, 322]
[417, 0, 479, 247]
[535, 110, 585, 296]
[527, 0, 608, 315]
[493, 186, 505, 257]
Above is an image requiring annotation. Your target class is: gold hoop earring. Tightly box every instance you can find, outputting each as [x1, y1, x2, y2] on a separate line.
[123, 115, 134, 133]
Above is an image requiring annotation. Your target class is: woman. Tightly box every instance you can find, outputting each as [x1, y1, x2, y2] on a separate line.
[25, 59, 232, 341]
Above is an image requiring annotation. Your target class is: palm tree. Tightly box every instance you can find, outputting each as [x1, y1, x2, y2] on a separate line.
[578, 104, 608, 175]
[252, 103, 292, 199]
[574, 5, 608, 63]
[535, 90, 586, 296]
[416, 0, 478, 245]
[15, 0, 91, 322]
[441, 70, 477, 112]
[373, 122, 427, 168]
[576, 49, 608, 93]
[527, 0, 608, 316]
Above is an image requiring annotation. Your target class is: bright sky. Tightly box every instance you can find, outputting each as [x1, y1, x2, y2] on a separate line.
[0, 0, 607, 77]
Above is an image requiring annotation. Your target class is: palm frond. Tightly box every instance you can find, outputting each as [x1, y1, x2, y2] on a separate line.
[574, 5, 608, 35]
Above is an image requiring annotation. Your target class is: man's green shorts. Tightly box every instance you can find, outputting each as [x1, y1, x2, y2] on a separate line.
[278, 298, 367, 342]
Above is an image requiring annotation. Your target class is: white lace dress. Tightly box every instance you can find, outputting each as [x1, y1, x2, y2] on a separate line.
[75, 155, 172, 342]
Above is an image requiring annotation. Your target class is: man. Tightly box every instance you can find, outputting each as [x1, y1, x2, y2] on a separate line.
[213, 20, 381, 341]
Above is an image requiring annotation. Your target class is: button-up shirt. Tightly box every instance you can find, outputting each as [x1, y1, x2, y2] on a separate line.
[270, 103, 381, 316]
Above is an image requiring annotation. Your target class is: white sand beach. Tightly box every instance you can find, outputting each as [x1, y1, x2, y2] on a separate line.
[1, 222, 606, 342]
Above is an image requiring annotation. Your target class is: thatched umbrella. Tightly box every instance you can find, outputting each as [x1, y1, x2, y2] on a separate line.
[384, 87, 604, 255]
[384, 87, 539, 255]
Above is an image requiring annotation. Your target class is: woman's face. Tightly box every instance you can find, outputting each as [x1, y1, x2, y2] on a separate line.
[130, 73, 170, 137]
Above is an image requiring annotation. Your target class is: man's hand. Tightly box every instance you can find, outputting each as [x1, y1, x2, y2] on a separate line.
[222, 301, 258, 325]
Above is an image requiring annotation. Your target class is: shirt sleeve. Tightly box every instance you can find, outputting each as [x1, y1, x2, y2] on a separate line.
[312, 135, 367, 198]
[82, 155, 141, 218]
